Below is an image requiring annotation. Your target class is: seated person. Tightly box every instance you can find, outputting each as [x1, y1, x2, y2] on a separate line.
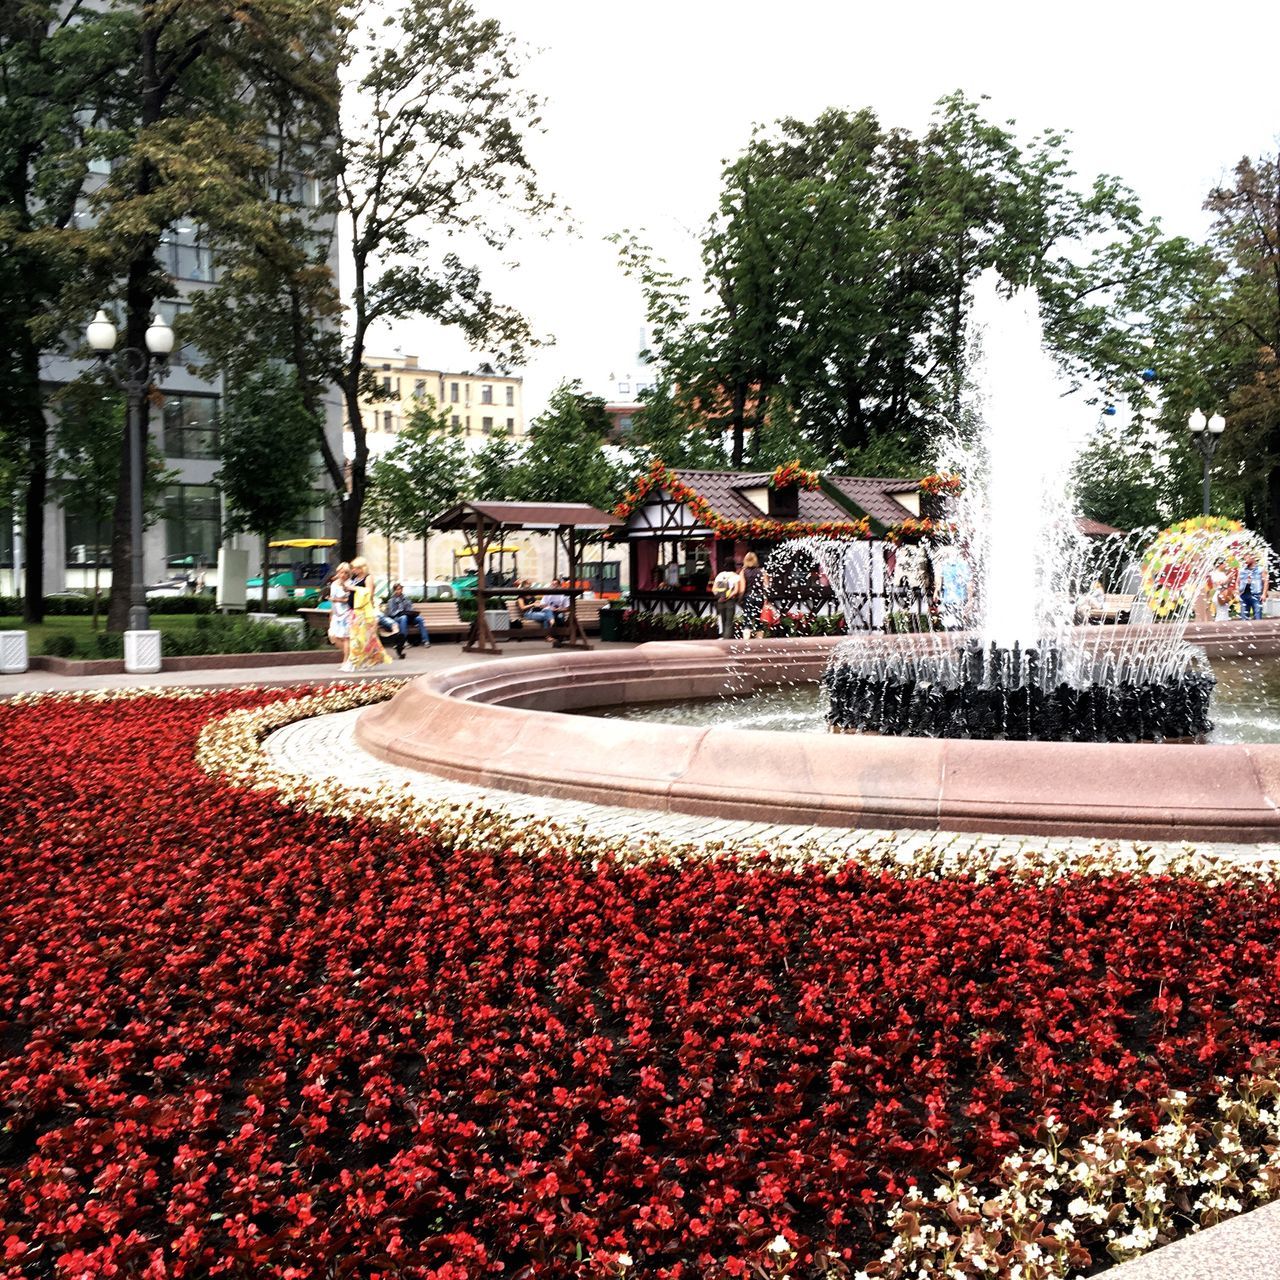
[1073, 579, 1106, 624]
[511, 579, 539, 627]
[378, 582, 429, 658]
[523, 578, 571, 638]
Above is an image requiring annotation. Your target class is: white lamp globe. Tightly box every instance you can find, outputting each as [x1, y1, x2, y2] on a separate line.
[86, 309, 118, 353]
[1208, 412, 1226, 434]
[145, 314, 175, 356]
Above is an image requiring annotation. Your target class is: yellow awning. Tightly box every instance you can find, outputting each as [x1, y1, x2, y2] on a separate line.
[268, 538, 338, 549]
[459, 543, 523, 555]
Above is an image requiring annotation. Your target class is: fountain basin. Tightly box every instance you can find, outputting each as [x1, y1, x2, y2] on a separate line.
[354, 626, 1280, 842]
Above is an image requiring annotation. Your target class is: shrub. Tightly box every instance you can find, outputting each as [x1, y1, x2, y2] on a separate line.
[618, 608, 718, 642]
[39, 634, 77, 658]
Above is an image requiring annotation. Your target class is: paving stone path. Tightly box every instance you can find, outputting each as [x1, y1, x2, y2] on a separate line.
[266, 708, 1280, 865]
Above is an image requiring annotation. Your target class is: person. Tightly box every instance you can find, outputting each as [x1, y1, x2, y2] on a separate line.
[738, 551, 770, 637]
[524, 577, 571, 640]
[346, 557, 392, 671]
[1238, 552, 1267, 620]
[1073, 578, 1106, 625]
[1209, 558, 1236, 622]
[379, 582, 428, 658]
[935, 554, 972, 630]
[327, 562, 352, 669]
[511, 579, 539, 628]
[711, 561, 742, 638]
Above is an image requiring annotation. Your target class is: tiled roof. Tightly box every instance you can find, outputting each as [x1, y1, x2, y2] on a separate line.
[1076, 517, 1124, 537]
[824, 475, 922, 527]
[670, 469, 856, 524]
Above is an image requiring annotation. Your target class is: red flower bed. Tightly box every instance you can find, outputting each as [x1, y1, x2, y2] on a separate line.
[2, 690, 1280, 1277]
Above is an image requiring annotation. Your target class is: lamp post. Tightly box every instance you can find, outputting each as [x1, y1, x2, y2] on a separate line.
[86, 309, 174, 630]
[1187, 408, 1227, 516]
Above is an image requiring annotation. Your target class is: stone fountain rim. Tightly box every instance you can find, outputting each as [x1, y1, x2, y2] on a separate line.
[353, 626, 1280, 842]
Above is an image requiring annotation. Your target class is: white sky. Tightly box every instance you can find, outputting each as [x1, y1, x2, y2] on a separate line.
[375, 0, 1280, 417]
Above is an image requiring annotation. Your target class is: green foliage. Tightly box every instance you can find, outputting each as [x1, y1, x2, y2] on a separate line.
[515, 381, 625, 510]
[1073, 422, 1200, 532]
[629, 379, 727, 469]
[470, 431, 524, 501]
[366, 400, 471, 540]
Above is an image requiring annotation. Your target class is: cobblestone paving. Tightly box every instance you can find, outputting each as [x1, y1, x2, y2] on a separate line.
[266, 709, 1280, 865]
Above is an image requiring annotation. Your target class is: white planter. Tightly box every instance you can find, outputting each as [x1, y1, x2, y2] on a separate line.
[0, 630, 29, 674]
[123, 629, 163, 674]
[484, 609, 510, 634]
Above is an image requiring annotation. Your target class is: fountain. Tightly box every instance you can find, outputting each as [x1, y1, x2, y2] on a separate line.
[354, 276, 1280, 841]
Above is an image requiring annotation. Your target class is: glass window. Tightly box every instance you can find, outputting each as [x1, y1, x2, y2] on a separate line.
[481, 384, 493, 404]
[618, 381, 631, 396]
[164, 484, 221, 567]
[414, 379, 426, 398]
[64, 502, 112, 567]
[450, 382, 459, 403]
[383, 410, 393, 432]
[451, 415, 460, 427]
[382, 375, 392, 392]
[505, 385, 514, 406]
[506, 417, 514, 432]
[482, 416, 493, 434]
[162, 393, 220, 460]
[158, 225, 214, 282]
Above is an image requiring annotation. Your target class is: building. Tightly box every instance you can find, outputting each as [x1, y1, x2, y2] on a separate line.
[360, 353, 525, 447]
[12, 159, 344, 598]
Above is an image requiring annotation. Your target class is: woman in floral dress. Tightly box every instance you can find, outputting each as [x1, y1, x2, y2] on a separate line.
[347, 557, 392, 671]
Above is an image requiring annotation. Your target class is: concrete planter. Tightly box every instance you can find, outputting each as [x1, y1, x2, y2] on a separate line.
[0, 630, 29, 674]
[123, 629, 162, 674]
[484, 609, 510, 634]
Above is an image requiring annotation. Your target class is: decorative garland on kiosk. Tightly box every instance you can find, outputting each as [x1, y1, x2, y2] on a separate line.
[769, 460, 822, 491]
[613, 459, 947, 544]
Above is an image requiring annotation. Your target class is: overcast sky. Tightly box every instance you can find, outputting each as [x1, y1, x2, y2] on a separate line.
[374, 0, 1279, 416]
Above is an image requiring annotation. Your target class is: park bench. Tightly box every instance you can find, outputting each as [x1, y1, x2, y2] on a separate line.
[504, 597, 605, 641]
[298, 601, 470, 642]
[1085, 593, 1137, 624]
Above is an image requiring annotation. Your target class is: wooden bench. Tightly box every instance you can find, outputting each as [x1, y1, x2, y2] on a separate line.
[1085, 593, 1137, 624]
[504, 597, 605, 640]
[299, 602, 470, 642]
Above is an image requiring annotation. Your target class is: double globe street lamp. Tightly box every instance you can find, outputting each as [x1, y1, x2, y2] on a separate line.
[85, 309, 174, 631]
[1187, 408, 1227, 516]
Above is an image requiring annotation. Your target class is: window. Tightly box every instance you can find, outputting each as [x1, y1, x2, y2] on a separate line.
[382, 375, 392, 392]
[164, 300, 200, 366]
[482, 416, 493, 434]
[291, 491, 332, 543]
[617, 381, 631, 396]
[158, 225, 214, 282]
[505, 385, 515, 406]
[162, 393, 219, 460]
[481, 384, 493, 404]
[616, 415, 634, 435]
[383, 410, 393, 432]
[451, 414, 460, 428]
[414, 379, 426, 398]
[64, 502, 112, 568]
[164, 484, 221, 567]
[450, 382, 459, 403]
[506, 417, 514, 432]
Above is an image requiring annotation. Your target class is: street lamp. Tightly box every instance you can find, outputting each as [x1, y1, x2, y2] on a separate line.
[1187, 407, 1227, 516]
[86, 309, 174, 630]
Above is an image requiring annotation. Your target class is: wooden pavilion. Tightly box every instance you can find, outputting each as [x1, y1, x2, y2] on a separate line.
[431, 500, 624, 654]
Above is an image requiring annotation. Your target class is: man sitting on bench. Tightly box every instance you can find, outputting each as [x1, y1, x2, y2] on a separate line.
[523, 578, 571, 642]
[379, 582, 429, 658]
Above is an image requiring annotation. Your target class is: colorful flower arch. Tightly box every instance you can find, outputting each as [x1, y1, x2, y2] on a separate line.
[1139, 516, 1259, 618]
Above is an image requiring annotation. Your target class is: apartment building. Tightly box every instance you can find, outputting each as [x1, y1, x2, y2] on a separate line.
[361, 352, 525, 446]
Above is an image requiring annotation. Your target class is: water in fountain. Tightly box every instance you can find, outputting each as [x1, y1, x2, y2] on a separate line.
[759, 273, 1275, 742]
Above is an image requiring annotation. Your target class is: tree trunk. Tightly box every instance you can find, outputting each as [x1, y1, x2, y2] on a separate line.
[18, 327, 46, 624]
[422, 525, 429, 592]
[729, 381, 747, 468]
[261, 533, 271, 611]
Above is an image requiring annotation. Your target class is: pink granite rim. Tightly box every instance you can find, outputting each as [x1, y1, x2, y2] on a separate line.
[353, 625, 1280, 842]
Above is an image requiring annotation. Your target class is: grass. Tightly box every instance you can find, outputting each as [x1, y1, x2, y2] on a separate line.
[1, 614, 204, 652]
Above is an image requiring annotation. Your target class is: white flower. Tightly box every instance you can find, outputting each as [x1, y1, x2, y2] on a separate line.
[768, 1234, 791, 1255]
[616, 1254, 633, 1269]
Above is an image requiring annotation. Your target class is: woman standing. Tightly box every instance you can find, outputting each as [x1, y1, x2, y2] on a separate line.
[327, 563, 353, 670]
[347, 557, 393, 671]
[739, 551, 770, 638]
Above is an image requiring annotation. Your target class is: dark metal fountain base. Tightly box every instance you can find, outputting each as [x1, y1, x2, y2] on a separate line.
[822, 642, 1215, 743]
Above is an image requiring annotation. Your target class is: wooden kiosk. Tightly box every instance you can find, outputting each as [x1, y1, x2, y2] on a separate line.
[431, 500, 624, 655]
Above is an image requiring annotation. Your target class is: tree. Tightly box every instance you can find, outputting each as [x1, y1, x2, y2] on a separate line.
[332, 0, 555, 561]
[366, 399, 471, 585]
[216, 364, 320, 609]
[0, 0, 116, 620]
[516, 381, 625, 510]
[78, 0, 339, 630]
[628, 378, 727, 469]
[470, 431, 524, 501]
